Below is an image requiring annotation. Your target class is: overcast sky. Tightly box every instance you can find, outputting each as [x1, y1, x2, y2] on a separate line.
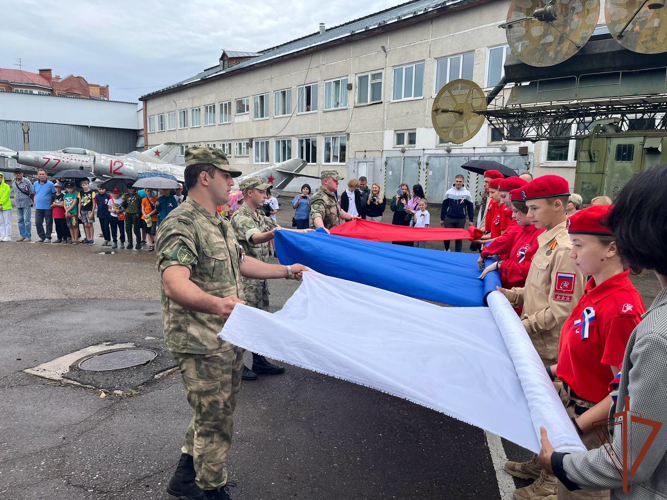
[1, 0, 404, 104]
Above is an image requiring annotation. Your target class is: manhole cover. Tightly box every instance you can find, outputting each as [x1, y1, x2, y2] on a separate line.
[79, 349, 157, 371]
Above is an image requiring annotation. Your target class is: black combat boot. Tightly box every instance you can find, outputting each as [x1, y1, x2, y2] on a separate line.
[242, 365, 258, 381]
[166, 453, 205, 499]
[202, 486, 233, 499]
[252, 354, 285, 375]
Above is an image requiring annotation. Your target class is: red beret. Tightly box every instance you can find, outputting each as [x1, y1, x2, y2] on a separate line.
[521, 175, 570, 201]
[484, 170, 504, 180]
[499, 177, 527, 192]
[509, 188, 525, 202]
[489, 178, 502, 189]
[567, 205, 613, 235]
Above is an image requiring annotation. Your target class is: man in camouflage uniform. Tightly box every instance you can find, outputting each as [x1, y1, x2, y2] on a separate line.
[309, 170, 356, 230]
[157, 146, 306, 500]
[231, 176, 285, 380]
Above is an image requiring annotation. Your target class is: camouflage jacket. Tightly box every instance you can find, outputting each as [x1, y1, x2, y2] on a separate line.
[156, 199, 245, 354]
[309, 188, 341, 229]
[230, 203, 278, 263]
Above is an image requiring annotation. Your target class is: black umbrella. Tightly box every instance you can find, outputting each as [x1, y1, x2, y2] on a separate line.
[99, 176, 134, 192]
[53, 169, 94, 180]
[460, 160, 518, 178]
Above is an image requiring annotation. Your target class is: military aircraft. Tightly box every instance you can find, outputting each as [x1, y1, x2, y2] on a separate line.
[5, 143, 316, 193]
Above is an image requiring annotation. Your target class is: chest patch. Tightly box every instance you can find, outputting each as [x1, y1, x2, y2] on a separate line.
[555, 272, 576, 294]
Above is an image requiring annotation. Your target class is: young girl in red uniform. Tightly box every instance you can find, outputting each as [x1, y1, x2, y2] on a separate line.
[549, 204, 645, 499]
[479, 187, 543, 292]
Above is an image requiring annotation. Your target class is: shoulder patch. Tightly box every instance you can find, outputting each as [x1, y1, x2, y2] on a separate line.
[620, 302, 635, 315]
[177, 245, 196, 266]
[555, 272, 576, 294]
[554, 293, 573, 302]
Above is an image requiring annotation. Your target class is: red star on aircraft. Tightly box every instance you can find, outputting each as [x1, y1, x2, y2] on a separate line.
[154, 149, 161, 157]
[267, 175, 275, 184]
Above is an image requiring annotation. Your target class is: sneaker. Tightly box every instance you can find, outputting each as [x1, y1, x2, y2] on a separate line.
[135, 242, 142, 250]
[37, 238, 45, 243]
[54, 238, 62, 244]
[16, 237, 25, 242]
[148, 245, 154, 252]
[512, 470, 557, 500]
[88, 239, 95, 245]
[504, 454, 542, 481]
[46, 238, 52, 243]
[126, 243, 133, 250]
[1, 236, 10, 242]
[66, 238, 72, 244]
[242, 366, 257, 381]
[120, 243, 125, 249]
[102, 241, 110, 247]
[24, 238, 31, 242]
[112, 243, 118, 249]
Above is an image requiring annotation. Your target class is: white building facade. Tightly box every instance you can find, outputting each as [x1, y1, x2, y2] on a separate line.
[141, 0, 560, 199]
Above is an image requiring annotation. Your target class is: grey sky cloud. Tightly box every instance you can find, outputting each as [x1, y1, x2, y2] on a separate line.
[1, 0, 403, 103]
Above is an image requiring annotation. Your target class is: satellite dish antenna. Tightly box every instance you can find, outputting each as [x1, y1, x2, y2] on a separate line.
[431, 79, 487, 145]
[606, 0, 667, 54]
[503, 0, 600, 67]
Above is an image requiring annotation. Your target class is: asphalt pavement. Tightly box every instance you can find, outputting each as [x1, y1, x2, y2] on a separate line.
[0, 201, 661, 500]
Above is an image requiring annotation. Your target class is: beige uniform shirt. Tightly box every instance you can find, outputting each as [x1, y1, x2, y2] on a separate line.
[504, 220, 585, 364]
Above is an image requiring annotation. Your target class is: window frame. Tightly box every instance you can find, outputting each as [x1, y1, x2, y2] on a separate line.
[274, 138, 292, 163]
[235, 141, 250, 157]
[219, 101, 232, 124]
[434, 51, 475, 95]
[204, 104, 216, 126]
[356, 70, 383, 105]
[274, 88, 293, 117]
[235, 97, 250, 115]
[297, 83, 318, 114]
[178, 109, 189, 129]
[486, 45, 511, 88]
[392, 61, 425, 102]
[253, 93, 269, 120]
[253, 139, 270, 164]
[147, 115, 156, 134]
[297, 137, 318, 164]
[323, 135, 347, 164]
[219, 142, 233, 156]
[167, 111, 176, 131]
[157, 114, 165, 132]
[324, 77, 349, 111]
[394, 129, 417, 148]
[190, 107, 201, 128]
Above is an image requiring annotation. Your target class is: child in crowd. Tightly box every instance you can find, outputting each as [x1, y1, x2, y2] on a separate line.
[0, 172, 11, 241]
[96, 186, 111, 246]
[108, 188, 126, 249]
[50, 182, 68, 243]
[63, 183, 80, 244]
[141, 189, 158, 251]
[79, 180, 96, 244]
[413, 199, 430, 248]
[157, 189, 178, 225]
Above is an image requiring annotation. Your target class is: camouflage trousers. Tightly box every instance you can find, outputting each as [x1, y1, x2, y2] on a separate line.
[173, 347, 244, 490]
[242, 278, 270, 311]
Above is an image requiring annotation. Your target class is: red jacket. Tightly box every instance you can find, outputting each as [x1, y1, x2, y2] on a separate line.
[485, 201, 513, 238]
[483, 224, 544, 289]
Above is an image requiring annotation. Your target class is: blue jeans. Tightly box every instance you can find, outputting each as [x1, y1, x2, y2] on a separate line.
[295, 218, 309, 229]
[16, 206, 31, 239]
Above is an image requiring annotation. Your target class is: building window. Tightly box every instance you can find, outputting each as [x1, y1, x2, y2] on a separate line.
[147, 115, 156, 134]
[235, 97, 249, 115]
[435, 52, 474, 94]
[487, 45, 511, 87]
[324, 77, 348, 110]
[395, 130, 416, 147]
[205, 104, 216, 126]
[235, 141, 249, 156]
[179, 144, 187, 156]
[297, 83, 318, 113]
[274, 89, 292, 117]
[254, 140, 270, 164]
[357, 71, 383, 104]
[274, 139, 292, 163]
[253, 94, 269, 120]
[324, 135, 347, 164]
[191, 107, 201, 127]
[167, 112, 176, 131]
[546, 123, 571, 162]
[297, 137, 318, 164]
[219, 101, 232, 124]
[615, 144, 635, 162]
[157, 114, 165, 132]
[392, 62, 425, 101]
[178, 109, 189, 128]
[220, 142, 233, 156]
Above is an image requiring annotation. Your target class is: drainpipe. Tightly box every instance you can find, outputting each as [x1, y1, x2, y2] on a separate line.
[486, 77, 507, 105]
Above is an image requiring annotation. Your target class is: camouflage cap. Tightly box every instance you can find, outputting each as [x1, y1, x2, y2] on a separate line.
[321, 169, 343, 181]
[239, 176, 272, 193]
[185, 146, 242, 178]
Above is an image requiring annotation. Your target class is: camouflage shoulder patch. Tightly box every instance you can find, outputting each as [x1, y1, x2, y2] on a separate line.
[177, 244, 197, 266]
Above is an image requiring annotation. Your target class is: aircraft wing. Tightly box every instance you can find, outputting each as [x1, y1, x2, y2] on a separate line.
[274, 168, 321, 180]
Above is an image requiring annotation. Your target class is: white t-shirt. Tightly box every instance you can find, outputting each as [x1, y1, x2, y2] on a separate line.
[345, 190, 359, 217]
[175, 194, 185, 205]
[267, 197, 279, 221]
[414, 209, 430, 228]
[107, 197, 123, 218]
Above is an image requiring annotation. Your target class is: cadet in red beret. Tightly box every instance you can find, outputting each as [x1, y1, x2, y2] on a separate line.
[545, 205, 645, 498]
[483, 178, 512, 239]
[500, 175, 586, 499]
[499, 177, 527, 209]
[479, 187, 544, 302]
[477, 170, 506, 238]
